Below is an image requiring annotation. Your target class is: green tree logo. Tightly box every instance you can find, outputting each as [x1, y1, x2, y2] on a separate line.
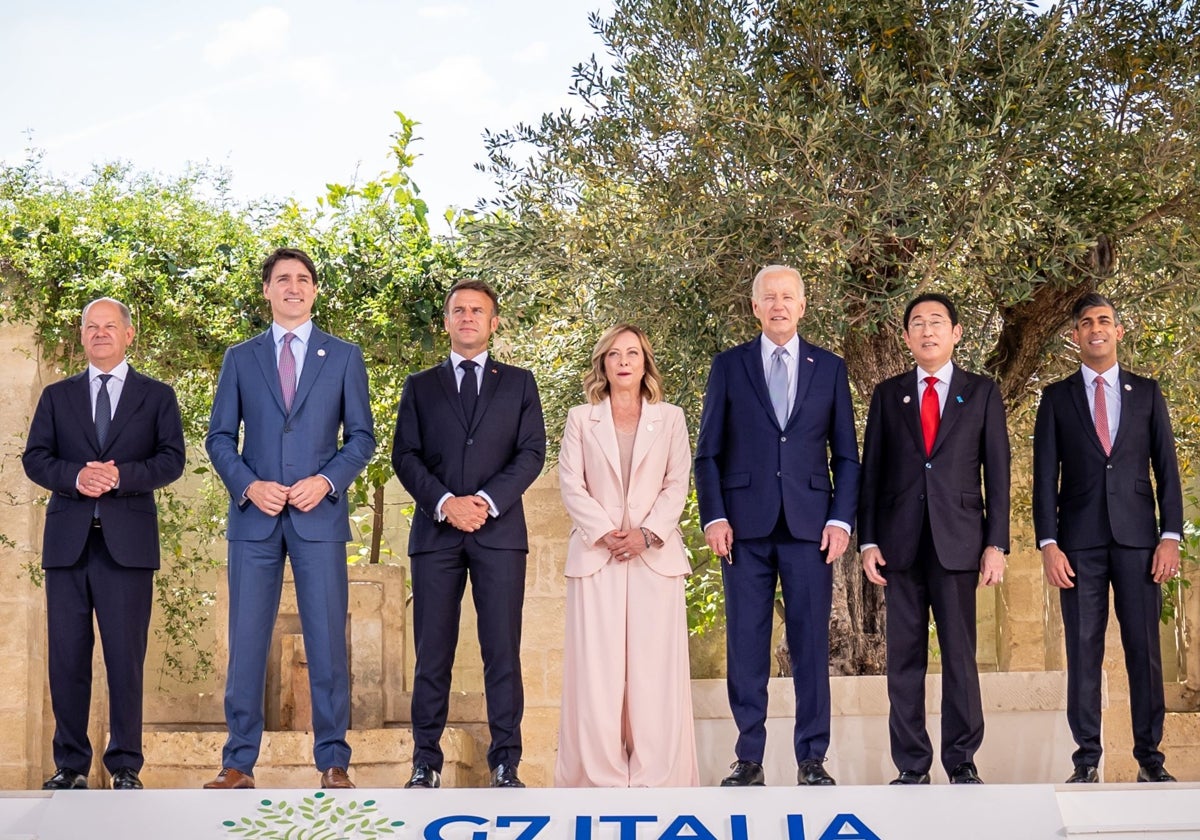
[221, 791, 405, 839]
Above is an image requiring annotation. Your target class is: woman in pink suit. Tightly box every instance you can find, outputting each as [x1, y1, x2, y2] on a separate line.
[555, 324, 698, 787]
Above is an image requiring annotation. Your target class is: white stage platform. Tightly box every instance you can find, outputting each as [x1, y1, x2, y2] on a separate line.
[4, 784, 1200, 840]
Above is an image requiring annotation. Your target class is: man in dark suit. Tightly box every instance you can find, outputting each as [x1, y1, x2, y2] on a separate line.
[392, 279, 546, 789]
[23, 297, 185, 791]
[1033, 292, 1183, 784]
[695, 264, 859, 786]
[204, 247, 375, 790]
[859, 293, 1009, 785]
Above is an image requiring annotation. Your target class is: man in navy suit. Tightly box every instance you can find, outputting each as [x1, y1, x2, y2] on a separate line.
[859, 293, 1009, 786]
[204, 247, 375, 790]
[392, 279, 545, 789]
[695, 264, 859, 786]
[23, 297, 185, 791]
[1034, 292, 1183, 784]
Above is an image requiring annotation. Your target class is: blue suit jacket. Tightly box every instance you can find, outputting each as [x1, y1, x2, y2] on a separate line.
[694, 336, 859, 541]
[205, 325, 376, 542]
[391, 357, 546, 555]
[23, 366, 185, 569]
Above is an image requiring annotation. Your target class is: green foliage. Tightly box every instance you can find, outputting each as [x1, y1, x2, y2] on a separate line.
[221, 793, 404, 839]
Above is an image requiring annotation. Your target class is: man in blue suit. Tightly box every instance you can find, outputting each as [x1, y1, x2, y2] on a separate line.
[695, 264, 859, 786]
[392, 279, 545, 789]
[24, 297, 185, 791]
[204, 247, 375, 790]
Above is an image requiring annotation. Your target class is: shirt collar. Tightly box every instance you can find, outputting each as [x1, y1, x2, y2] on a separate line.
[88, 359, 129, 383]
[759, 333, 800, 361]
[1081, 362, 1119, 386]
[450, 349, 490, 370]
[916, 360, 954, 386]
[272, 319, 314, 345]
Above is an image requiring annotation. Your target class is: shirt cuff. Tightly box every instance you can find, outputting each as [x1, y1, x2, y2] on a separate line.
[317, 474, 336, 497]
[1162, 532, 1182, 543]
[476, 490, 499, 518]
[1038, 538, 1057, 549]
[859, 543, 878, 552]
[702, 517, 729, 532]
[434, 493, 453, 522]
[826, 519, 852, 535]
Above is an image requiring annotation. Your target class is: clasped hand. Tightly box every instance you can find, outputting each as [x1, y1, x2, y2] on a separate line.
[443, 495, 489, 532]
[78, 460, 119, 498]
[601, 529, 643, 562]
[247, 476, 331, 515]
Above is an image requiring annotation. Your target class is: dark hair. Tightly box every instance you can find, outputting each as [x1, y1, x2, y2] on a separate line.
[903, 292, 958, 328]
[444, 279, 500, 316]
[261, 247, 318, 287]
[1071, 292, 1119, 326]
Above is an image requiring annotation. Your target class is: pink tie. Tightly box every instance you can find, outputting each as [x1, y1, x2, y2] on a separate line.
[279, 332, 297, 412]
[1093, 375, 1111, 456]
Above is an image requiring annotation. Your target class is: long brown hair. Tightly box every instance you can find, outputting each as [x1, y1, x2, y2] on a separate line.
[582, 324, 664, 405]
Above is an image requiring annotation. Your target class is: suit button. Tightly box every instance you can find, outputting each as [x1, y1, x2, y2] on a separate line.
[284, 426, 292, 433]
[918, 494, 925, 501]
[924, 462, 932, 469]
[776, 471, 782, 477]
[466, 438, 474, 445]
[1106, 464, 1112, 469]
[780, 436, 787, 442]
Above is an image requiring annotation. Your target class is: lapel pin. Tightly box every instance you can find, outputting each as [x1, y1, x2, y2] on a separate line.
[1124, 384, 1131, 391]
[903, 395, 911, 404]
[956, 395, 964, 404]
[806, 357, 814, 363]
[317, 348, 326, 357]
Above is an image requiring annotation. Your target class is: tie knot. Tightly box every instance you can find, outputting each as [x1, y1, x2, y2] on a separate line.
[283, 332, 296, 346]
[924, 376, 938, 387]
[1094, 375, 1106, 388]
[459, 359, 478, 373]
[772, 346, 788, 360]
[97, 373, 113, 385]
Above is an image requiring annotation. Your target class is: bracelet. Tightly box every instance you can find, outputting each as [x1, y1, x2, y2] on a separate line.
[641, 527, 652, 549]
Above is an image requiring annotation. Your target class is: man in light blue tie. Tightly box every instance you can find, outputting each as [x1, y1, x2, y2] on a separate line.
[204, 248, 376, 790]
[695, 264, 860, 786]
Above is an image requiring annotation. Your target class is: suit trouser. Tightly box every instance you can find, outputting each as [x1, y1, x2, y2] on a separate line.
[45, 524, 153, 775]
[555, 557, 698, 787]
[221, 512, 351, 773]
[410, 536, 526, 771]
[722, 514, 832, 765]
[884, 518, 983, 775]
[1060, 543, 1165, 767]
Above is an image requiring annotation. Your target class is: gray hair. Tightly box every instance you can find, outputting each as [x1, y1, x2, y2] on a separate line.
[81, 297, 133, 328]
[751, 265, 805, 300]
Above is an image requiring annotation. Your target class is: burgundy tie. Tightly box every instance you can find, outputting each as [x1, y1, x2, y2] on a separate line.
[921, 376, 940, 456]
[279, 332, 297, 412]
[1094, 375, 1112, 456]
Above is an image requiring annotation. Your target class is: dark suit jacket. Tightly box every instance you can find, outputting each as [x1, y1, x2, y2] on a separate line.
[23, 366, 185, 568]
[858, 365, 1010, 571]
[392, 357, 546, 555]
[1033, 368, 1182, 551]
[205, 325, 376, 542]
[694, 336, 859, 541]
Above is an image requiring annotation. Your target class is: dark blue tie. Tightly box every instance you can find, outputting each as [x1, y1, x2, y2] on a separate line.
[459, 359, 478, 423]
[95, 373, 113, 447]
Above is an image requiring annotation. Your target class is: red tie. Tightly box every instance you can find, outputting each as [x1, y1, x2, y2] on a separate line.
[1094, 375, 1112, 456]
[921, 376, 940, 456]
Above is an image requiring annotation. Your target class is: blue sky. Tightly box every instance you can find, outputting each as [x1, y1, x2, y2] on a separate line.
[1, 1, 612, 229]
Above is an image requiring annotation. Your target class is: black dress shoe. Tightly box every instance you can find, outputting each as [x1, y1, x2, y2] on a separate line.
[490, 763, 525, 788]
[890, 770, 931, 785]
[111, 768, 143, 790]
[1065, 765, 1099, 783]
[43, 768, 88, 790]
[949, 762, 983, 784]
[404, 763, 441, 789]
[797, 759, 836, 786]
[1137, 762, 1177, 783]
[720, 760, 765, 786]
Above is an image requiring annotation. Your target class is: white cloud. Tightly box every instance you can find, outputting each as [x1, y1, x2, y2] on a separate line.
[512, 41, 548, 65]
[203, 6, 290, 68]
[417, 4, 469, 20]
[402, 54, 497, 110]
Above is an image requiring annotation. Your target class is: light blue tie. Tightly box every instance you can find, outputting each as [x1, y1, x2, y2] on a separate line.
[768, 346, 789, 427]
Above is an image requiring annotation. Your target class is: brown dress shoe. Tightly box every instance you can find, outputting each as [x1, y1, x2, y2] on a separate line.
[320, 767, 355, 789]
[203, 768, 255, 789]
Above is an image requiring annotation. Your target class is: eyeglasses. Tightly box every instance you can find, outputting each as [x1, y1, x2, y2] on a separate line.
[907, 319, 951, 332]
